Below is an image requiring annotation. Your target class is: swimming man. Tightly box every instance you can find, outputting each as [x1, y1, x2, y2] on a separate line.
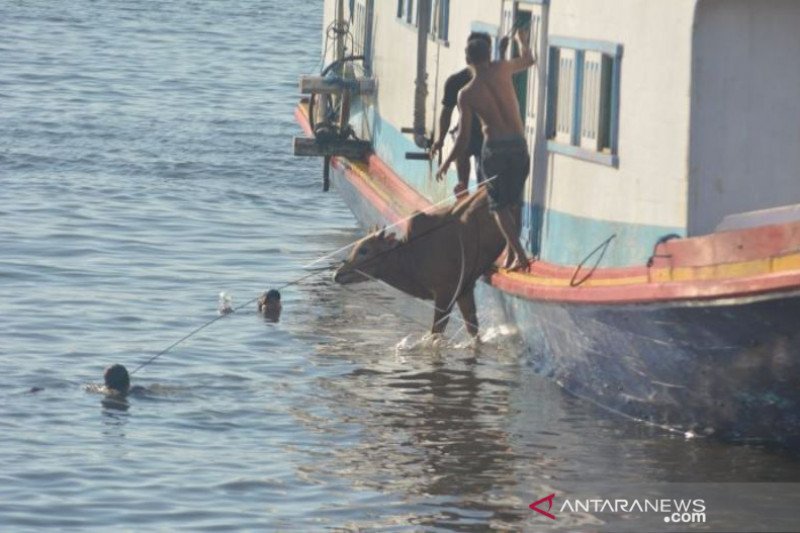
[257, 289, 282, 322]
[104, 363, 145, 396]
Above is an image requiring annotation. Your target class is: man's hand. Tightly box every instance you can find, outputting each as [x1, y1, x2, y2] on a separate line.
[436, 159, 451, 182]
[508, 24, 535, 71]
[516, 25, 530, 46]
[429, 138, 444, 159]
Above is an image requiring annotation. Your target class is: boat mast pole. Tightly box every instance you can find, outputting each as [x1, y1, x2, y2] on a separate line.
[413, 0, 431, 149]
[335, 0, 346, 75]
[334, 0, 352, 135]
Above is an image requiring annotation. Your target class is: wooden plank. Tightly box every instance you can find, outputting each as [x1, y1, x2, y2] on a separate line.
[299, 76, 376, 95]
[293, 137, 371, 159]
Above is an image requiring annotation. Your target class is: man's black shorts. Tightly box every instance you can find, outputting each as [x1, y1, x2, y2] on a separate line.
[481, 136, 530, 211]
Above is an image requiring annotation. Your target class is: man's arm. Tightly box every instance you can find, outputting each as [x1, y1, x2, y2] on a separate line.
[499, 36, 510, 61]
[430, 104, 455, 158]
[436, 92, 473, 181]
[506, 27, 535, 73]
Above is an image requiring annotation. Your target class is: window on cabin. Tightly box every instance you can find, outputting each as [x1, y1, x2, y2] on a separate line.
[553, 49, 576, 145]
[397, 0, 415, 25]
[352, 0, 373, 73]
[546, 41, 621, 166]
[580, 52, 613, 152]
[428, 0, 449, 42]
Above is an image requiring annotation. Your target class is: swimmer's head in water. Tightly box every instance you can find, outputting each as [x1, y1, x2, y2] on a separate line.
[104, 364, 131, 394]
[258, 289, 282, 322]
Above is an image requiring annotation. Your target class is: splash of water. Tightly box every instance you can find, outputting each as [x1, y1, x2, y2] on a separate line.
[478, 323, 519, 343]
[218, 291, 234, 315]
[394, 332, 450, 354]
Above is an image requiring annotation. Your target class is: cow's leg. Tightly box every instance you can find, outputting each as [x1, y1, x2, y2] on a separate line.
[457, 289, 479, 338]
[432, 294, 454, 335]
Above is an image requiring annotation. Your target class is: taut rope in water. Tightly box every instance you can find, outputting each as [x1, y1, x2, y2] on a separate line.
[129, 269, 322, 376]
[302, 173, 500, 269]
[130, 175, 501, 375]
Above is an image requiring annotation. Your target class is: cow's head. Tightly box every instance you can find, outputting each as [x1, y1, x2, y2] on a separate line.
[334, 227, 399, 284]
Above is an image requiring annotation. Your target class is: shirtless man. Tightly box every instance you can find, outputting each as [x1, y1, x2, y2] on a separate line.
[436, 28, 535, 271]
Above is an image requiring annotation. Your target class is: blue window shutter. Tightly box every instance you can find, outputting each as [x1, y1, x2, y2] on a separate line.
[570, 50, 585, 146]
[545, 46, 560, 139]
[609, 54, 622, 154]
[442, 0, 449, 41]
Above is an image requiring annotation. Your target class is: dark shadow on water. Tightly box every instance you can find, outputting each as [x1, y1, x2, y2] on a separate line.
[102, 396, 131, 413]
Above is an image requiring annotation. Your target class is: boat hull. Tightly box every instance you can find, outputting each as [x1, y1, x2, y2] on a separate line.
[295, 90, 800, 445]
[489, 287, 800, 444]
[326, 156, 800, 445]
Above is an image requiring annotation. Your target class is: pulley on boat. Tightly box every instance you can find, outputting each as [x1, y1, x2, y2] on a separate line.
[292, 0, 374, 191]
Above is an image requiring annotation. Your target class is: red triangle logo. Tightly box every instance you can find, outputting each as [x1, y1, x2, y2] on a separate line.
[529, 493, 557, 520]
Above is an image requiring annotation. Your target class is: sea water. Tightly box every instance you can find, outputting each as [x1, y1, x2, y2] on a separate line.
[1, 1, 799, 531]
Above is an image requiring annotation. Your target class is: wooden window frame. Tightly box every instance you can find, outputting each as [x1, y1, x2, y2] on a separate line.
[546, 36, 622, 168]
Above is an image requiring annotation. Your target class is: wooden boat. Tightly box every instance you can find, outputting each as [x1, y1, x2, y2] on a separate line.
[295, 0, 800, 445]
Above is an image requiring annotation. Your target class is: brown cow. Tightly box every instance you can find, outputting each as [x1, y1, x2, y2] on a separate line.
[333, 189, 509, 337]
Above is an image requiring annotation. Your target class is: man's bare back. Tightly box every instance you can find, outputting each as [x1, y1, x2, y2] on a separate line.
[459, 61, 526, 142]
[437, 28, 534, 172]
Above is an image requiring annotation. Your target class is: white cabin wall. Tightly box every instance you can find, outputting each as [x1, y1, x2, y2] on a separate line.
[367, 1, 505, 161]
[688, 0, 800, 236]
[422, 2, 506, 142]
[545, 0, 695, 231]
[367, 3, 419, 145]
[322, 0, 504, 196]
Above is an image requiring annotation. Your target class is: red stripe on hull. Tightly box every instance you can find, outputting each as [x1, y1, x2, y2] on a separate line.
[295, 104, 800, 305]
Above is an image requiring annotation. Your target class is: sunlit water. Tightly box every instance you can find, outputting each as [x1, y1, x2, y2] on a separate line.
[1, 1, 799, 531]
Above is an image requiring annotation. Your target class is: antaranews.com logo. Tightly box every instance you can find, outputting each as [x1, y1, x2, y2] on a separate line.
[530, 493, 706, 524]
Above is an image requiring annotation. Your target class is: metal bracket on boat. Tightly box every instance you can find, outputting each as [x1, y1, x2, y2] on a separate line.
[646, 233, 682, 267]
[293, 3, 373, 191]
[293, 137, 371, 159]
[299, 76, 376, 96]
[294, 66, 374, 192]
[401, 127, 434, 161]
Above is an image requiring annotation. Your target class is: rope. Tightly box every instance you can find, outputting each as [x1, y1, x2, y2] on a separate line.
[430, 0, 442, 169]
[569, 234, 616, 288]
[129, 175, 501, 376]
[338, 281, 447, 338]
[129, 268, 323, 376]
[349, 229, 481, 336]
[303, 173, 500, 270]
